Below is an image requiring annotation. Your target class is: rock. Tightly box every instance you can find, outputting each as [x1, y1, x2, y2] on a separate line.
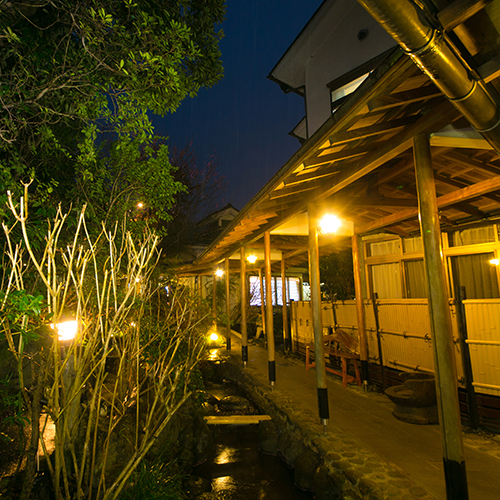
[195, 390, 219, 406]
[278, 429, 306, 468]
[201, 402, 217, 416]
[294, 449, 321, 491]
[217, 395, 251, 413]
[258, 419, 278, 455]
[194, 419, 214, 465]
[179, 448, 195, 469]
[184, 474, 212, 498]
[313, 465, 343, 500]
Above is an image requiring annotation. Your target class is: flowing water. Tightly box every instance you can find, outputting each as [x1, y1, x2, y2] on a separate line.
[191, 378, 314, 499]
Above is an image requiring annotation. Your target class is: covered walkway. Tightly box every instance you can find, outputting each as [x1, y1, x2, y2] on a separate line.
[222, 334, 500, 500]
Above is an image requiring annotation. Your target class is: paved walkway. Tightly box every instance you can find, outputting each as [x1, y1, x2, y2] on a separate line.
[224, 334, 500, 500]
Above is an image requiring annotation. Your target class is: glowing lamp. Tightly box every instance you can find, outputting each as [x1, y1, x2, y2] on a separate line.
[215, 268, 224, 278]
[210, 332, 219, 342]
[490, 259, 499, 266]
[319, 214, 341, 234]
[247, 253, 257, 264]
[51, 320, 78, 342]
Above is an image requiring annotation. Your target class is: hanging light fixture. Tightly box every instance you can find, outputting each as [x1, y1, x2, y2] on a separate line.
[247, 249, 258, 264]
[319, 214, 341, 234]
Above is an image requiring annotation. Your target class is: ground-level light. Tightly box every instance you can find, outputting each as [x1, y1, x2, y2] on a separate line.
[51, 320, 78, 342]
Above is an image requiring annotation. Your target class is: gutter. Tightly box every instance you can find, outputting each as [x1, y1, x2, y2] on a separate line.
[357, 0, 500, 153]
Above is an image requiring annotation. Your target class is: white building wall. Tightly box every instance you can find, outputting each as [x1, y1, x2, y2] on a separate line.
[304, 1, 395, 135]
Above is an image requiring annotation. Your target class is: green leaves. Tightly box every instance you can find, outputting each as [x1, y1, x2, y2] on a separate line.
[0, 0, 225, 236]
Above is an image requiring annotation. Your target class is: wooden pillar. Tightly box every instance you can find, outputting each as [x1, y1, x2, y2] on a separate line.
[308, 203, 329, 429]
[259, 268, 266, 338]
[264, 231, 276, 386]
[212, 271, 217, 329]
[281, 257, 290, 351]
[198, 275, 203, 303]
[414, 133, 468, 500]
[225, 257, 231, 351]
[352, 234, 369, 388]
[240, 247, 248, 366]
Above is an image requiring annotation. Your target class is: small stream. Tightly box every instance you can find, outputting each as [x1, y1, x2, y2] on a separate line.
[190, 378, 314, 500]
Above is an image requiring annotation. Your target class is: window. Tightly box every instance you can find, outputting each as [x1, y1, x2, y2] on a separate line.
[249, 276, 301, 306]
[331, 73, 369, 111]
[370, 263, 402, 299]
[449, 226, 496, 247]
[404, 260, 426, 298]
[368, 238, 401, 257]
[450, 253, 499, 299]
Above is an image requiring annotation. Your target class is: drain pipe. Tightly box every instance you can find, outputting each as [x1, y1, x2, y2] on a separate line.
[357, 0, 500, 152]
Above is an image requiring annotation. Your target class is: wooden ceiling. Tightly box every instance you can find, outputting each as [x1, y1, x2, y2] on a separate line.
[178, 1, 500, 275]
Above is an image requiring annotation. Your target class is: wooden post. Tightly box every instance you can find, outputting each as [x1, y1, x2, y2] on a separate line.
[264, 231, 276, 387]
[258, 268, 266, 339]
[414, 133, 468, 500]
[352, 234, 369, 388]
[225, 257, 231, 351]
[281, 257, 290, 351]
[212, 271, 217, 329]
[308, 203, 329, 430]
[240, 247, 248, 366]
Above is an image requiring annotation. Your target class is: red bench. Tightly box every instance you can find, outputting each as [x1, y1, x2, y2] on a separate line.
[305, 330, 362, 388]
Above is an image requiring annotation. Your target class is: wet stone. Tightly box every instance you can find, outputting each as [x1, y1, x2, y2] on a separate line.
[258, 419, 278, 455]
[217, 395, 252, 413]
[358, 478, 379, 497]
[184, 474, 212, 498]
[342, 451, 356, 458]
[294, 449, 321, 491]
[324, 451, 341, 461]
[313, 465, 343, 500]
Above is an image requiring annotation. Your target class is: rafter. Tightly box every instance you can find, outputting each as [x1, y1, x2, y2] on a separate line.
[357, 174, 500, 234]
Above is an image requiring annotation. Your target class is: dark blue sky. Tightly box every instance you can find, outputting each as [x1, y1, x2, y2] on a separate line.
[151, 1, 323, 210]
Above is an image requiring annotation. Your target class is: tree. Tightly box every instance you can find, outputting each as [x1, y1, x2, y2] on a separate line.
[159, 142, 227, 254]
[0, 0, 225, 231]
[318, 249, 355, 301]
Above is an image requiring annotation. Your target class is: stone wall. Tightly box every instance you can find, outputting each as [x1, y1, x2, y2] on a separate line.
[217, 357, 435, 500]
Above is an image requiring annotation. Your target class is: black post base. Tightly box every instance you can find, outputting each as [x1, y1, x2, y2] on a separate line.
[443, 458, 468, 500]
[317, 387, 329, 420]
[268, 360, 276, 383]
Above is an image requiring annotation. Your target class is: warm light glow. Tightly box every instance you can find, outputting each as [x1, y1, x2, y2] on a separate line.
[51, 320, 78, 341]
[215, 268, 224, 277]
[137, 202, 144, 208]
[210, 332, 219, 342]
[490, 258, 499, 266]
[247, 253, 257, 264]
[319, 214, 341, 234]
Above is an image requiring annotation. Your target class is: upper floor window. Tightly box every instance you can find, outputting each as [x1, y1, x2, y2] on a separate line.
[331, 73, 369, 112]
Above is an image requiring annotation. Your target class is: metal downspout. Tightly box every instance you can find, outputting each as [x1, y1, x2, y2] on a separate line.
[357, 0, 500, 152]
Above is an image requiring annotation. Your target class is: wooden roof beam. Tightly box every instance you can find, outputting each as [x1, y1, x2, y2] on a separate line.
[357, 174, 500, 234]
[367, 85, 441, 112]
[328, 115, 419, 145]
[309, 101, 461, 203]
[438, 0, 493, 31]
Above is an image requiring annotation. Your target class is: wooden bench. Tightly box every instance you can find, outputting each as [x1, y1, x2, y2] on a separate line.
[305, 329, 362, 388]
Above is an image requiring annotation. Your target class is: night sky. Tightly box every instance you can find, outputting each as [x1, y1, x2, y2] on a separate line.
[151, 1, 324, 211]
